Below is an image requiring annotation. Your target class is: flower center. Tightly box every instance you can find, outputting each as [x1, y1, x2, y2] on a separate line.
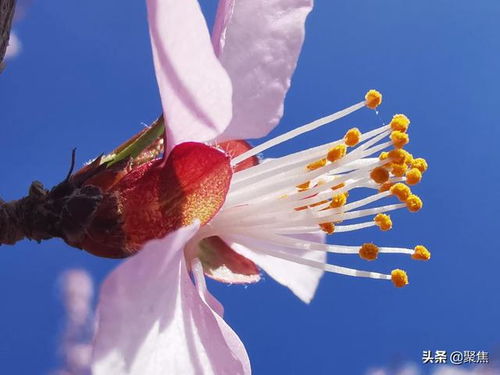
[198, 90, 429, 287]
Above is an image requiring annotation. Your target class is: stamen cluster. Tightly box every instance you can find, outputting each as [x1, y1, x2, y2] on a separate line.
[199, 90, 430, 288]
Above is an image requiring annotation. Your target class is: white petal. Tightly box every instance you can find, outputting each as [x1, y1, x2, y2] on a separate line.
[223, 231, 326, 303]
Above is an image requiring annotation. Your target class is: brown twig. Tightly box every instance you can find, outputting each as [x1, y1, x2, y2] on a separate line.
[0, 0, 16, 70]
[0, 179, 104, 246]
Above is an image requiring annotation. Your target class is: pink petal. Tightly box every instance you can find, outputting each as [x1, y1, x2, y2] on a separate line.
[190, 259, 251, 374]
[191, 258, 225, 317]
[199, 236, 261, 284]
[212, 0, 313, 141]
[91, 225, 250, 375]
[223, 232, 326, 304]
[146, 0, 233, 150]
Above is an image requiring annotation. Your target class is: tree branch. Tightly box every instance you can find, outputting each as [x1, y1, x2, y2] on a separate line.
[0, 0, 16, 70]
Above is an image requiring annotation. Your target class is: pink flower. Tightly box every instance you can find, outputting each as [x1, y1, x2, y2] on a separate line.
[90, 0, 429, 373]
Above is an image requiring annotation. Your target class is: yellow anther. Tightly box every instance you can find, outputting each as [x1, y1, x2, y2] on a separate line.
[379, 182, 393, 192]
[370, 166, 390, 184]
[327, 144, 347, 162]
[374, 213, 392, 231]
[406, 194, 423, 212]
[344, 128, 362, 147]
[310, 199, 329, 208]
[365, 89, 382, 109]
[406, 168, 422, 185]
[412, 245, 431, 261]
[390, 131, 409, 149]
[319, 222, 335, 234]
[391, 162, 408, 177]
[330, 193, 348, 208]
[390, 183, 411, 202]
[379, 151, 389, 161]
[331, 182, 345, 191]
[404, 150, 414, 166]
[359, 243, 379, 261]
[412, 158, 428, 173]
[307, 158, 326, 171]
[388, 149, 408, 165]
[296, 181, 310, 190]
[390, 114, 410, 132]
[391, 269, 409, 288]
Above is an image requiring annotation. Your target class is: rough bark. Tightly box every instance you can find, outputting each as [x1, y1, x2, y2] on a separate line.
[0, 179, 104, 246]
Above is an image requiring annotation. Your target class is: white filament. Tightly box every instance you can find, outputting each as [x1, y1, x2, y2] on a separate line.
[203, 100, 413, 282]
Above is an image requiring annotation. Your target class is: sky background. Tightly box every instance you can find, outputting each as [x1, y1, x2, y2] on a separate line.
[1, 0, 499, 374]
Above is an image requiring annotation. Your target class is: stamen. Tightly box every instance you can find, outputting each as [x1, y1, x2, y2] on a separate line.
[344, 128, 361, 146]
[200, 90, 428, 288]
[327, 144, 347, 162]
[223, 234, 392, 281]
[374, 213, 392, 231]
[228, 129, 390, 199]
[231, 101, 366, 166]
[390, 114, 410, 132]
[296, 181, 311, 190]
[412, 158, 428, 173]
[319, 222, 335, 234]
[391, 269, 409, 288]
[359, 243, 379, 261]
[307, 158, 327, 171]
[412, 245, 431, 261]
[406, 168, 422, 185]
[231, 124, 389, 186]
[390, 131, 409, 149]
[390, 183, 411, 202]
[226, 140, 390, 207]
[379, 151, 389, 163]
[388, 149, 410, 165]
[370, 166, 390, 183]
[391, 163, 408, 177]
[365, 90, 383, 109]
[330, 193, 348, 208]
[227, 231, 417, 257]
[406, 194, 423, 212]
[379, 182, 393, 192]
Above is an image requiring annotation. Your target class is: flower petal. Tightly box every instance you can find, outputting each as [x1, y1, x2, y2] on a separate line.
[223, 231, 326, 304]
[191, 257, 225, 317]
[216, 139, 259, 172]
[191, 259, 251, 375]
[146, 0, 233, 150]
[198, 236, 261, 284]
[213, 0, 313, 141]
[92, 224, 250, 375]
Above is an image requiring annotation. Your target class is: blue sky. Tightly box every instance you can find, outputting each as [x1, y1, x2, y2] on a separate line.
[1, 0, 499, 374]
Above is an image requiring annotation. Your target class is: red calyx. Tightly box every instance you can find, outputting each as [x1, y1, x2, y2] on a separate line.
[68, 142, 232, 258]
